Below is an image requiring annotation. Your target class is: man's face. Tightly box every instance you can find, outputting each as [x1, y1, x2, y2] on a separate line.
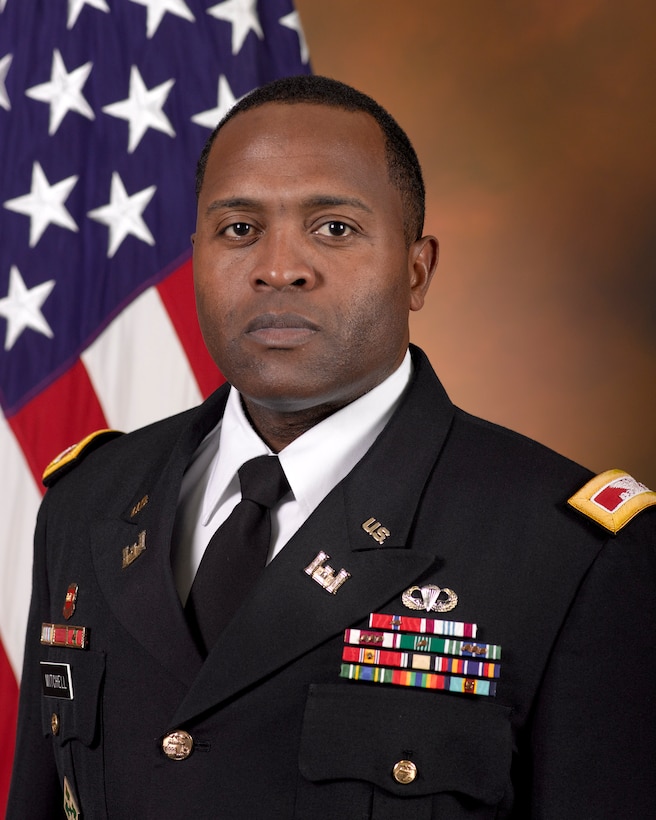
[193, 102, 436, 416]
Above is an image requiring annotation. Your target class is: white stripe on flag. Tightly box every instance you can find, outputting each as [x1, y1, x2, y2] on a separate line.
[0, 417, 41, 678]
[82, 286, 202, 432]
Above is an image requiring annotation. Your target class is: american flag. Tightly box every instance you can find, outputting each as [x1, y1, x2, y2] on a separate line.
[0, 0, 309, 811]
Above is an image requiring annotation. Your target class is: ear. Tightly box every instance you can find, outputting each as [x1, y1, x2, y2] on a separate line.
[408, 235, 439, 312]
[190, 232, 196, 247]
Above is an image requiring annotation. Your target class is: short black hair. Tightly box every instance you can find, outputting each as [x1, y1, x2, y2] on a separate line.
[195, 75, 425, 245]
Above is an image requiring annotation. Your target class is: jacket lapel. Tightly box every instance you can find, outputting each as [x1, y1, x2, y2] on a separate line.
[90, 387, 230, 686]
[171, 349, 456, 724]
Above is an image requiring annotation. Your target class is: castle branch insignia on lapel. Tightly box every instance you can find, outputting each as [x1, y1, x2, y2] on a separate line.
[304, 551, 351, 594]
[122, 530, 146, 569]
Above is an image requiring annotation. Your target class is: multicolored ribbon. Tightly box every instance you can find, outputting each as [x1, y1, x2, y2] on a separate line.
[40, 623, 88, 650]
[339, 662, 497, 697]
[345, 628, 501, 660]
[368, 612, 478, 638]
[342, 645, 500, 679]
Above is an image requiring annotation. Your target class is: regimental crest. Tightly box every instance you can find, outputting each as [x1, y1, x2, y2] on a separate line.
[62, 583, 78, 620]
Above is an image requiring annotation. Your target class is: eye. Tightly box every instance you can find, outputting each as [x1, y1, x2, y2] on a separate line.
[315, 221, 353, 238]
[222, 222, 254, 238]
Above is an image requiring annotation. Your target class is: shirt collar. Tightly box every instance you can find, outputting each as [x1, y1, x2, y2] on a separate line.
[201, 350, 412, 525]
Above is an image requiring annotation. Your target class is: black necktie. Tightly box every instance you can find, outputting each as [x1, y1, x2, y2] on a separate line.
[185, 455, 290, 655]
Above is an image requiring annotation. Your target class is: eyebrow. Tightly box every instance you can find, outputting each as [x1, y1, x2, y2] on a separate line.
[204, 195, 374, 218]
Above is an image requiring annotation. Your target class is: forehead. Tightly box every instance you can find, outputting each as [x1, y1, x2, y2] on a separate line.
[201, 102, 396, 206]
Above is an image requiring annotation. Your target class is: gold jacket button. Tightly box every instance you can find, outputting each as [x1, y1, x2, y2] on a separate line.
[162, 730, 194, 761]
[392, 759, 417, 785]
[50, 713, 59, 736]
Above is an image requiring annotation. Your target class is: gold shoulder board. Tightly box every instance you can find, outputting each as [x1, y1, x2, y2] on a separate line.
[568, 469, 656, 534]
[43, 429, 124, 487]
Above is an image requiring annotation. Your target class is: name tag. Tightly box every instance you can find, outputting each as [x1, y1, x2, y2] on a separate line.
[40, 661, 73, 699]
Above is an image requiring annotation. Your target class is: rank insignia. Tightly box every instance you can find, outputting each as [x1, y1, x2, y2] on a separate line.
[340, 613, 502, 698]
[62, 583, 78, 620]
[402, 584, 458, 613]
[568, 469, 656, 533]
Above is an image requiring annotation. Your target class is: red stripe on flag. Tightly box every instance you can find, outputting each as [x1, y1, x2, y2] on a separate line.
[157, 259, 225, 399]
[9, 360, 109, 487]
[0, 640, 18, 818]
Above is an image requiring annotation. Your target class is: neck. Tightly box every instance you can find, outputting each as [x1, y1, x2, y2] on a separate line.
[241, 398, 349, 453]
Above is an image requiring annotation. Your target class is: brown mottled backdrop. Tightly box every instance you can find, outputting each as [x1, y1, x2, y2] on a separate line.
[295, 0, 656, 487]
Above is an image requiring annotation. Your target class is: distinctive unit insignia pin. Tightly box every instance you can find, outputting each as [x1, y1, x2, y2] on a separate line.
[62, 583, 78, 620]
[122, 530, 146, 569]
[304, 551, 351, 594]
[402, 584, 458, 613]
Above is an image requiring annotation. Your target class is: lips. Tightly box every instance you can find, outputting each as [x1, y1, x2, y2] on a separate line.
[244, 312, 319, 347]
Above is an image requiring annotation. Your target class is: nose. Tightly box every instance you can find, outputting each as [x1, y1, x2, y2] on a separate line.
[250, 229, 316, 290]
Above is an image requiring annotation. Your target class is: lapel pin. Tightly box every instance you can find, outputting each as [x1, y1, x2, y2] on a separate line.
[130, 494, 149, 517]
[402, 584, 458, 613]
[122, 530, 146, 569]
[62, 583, 78, 620]
[304, 551, 351, 594]
[361, 517, 390, 544]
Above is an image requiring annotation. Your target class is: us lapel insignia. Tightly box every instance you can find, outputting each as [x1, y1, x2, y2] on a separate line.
[361, 517, 390, 544]
[304, 551, 351, 594]
[130, 494, 149, 517]
[402, 584, 458, 613]
[122, 530, 146, 569]
[62, 583, 78, 619]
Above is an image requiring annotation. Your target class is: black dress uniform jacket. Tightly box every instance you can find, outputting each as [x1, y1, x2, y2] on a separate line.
[8, 346, 656, 819]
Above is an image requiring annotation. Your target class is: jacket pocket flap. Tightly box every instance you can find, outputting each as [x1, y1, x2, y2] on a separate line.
[299, 684, 511, 804]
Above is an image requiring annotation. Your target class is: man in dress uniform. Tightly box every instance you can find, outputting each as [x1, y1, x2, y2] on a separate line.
[8, 75, 656, 819]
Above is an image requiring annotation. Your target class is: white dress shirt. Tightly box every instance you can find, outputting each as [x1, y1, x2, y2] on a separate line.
[172, 351, 412, 603]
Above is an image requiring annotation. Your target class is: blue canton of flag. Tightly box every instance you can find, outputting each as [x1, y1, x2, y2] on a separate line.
[0, 1, 310, 813]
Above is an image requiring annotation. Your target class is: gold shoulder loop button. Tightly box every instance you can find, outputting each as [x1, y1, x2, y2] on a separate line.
[568, 469, 656, 534]
[42, 429, 124, 487]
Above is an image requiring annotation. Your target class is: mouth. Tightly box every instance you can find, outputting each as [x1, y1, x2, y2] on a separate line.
[244, 312, 319, 347]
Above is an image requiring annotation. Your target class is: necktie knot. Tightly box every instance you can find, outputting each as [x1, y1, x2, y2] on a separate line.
[238, 455, 289, 509]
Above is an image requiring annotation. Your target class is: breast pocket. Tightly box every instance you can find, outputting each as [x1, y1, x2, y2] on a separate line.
[296, 684, 512, 820]
[40, 649, 107, 818]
